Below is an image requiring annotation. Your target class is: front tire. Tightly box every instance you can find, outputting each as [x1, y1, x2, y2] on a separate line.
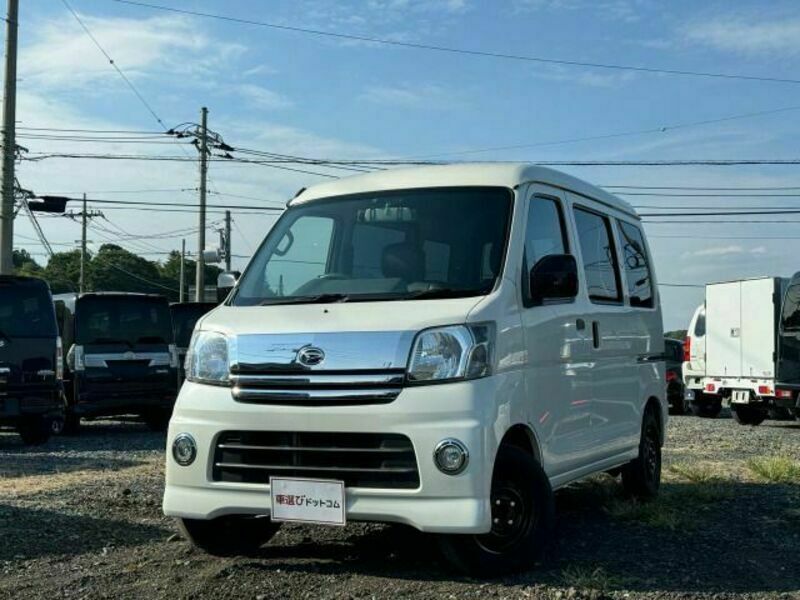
[17, 416, 52, 445]
[437, 444, 554, 577]
[621, 407, 661, 499]
[732, 405, 767, 426]
[178, 515, 281, 556]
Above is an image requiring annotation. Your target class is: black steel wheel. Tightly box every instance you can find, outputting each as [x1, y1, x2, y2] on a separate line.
[437, 444, 554, 577]
[622, 407, 662, 499]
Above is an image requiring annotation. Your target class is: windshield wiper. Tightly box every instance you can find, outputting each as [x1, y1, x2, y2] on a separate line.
[259, 293, 350, 306]
[403, 288, 483, 300]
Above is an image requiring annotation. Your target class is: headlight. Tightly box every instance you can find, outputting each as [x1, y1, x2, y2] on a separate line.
[407, 324, 494, 383]
[186, 331, 231, 386]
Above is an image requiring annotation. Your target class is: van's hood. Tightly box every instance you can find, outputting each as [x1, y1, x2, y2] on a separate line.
[201, 297, 485, 336]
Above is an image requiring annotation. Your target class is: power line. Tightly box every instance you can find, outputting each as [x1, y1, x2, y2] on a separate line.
[414, 103, 800, 159]
[62, 0, 168, 129]
[112, 0, 800, 86]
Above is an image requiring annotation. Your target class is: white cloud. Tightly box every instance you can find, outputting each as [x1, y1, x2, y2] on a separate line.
[236, 84, 293, 110]
[682, 16, 800, 56]
[531, 65, 636, 88]
[513, 0, 644, 22]
[360, 83, 456, 108]
[21, 13, 244, 89]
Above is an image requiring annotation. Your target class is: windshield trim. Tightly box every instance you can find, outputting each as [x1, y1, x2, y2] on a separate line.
[228, 185, 515, 307]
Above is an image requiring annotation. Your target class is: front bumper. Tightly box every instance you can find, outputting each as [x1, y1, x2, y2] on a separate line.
[163, 378, 503, 534]
[0, 390, 63, 423]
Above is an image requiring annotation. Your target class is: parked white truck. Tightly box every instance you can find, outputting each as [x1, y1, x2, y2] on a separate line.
[696, 275, 800, 425]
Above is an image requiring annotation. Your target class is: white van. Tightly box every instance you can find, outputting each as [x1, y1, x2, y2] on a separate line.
[163, 164, 666, 576]
[683, 304, 719, 417]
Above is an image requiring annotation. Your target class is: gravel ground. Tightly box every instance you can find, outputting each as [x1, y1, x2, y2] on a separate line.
[1, 413, 800, 599]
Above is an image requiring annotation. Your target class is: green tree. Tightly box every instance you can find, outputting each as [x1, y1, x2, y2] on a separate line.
[158, 251, 223, 301]
[90, 244, 172, 295]
[12, 249, 43, 277]
[43, 249, 82, 293]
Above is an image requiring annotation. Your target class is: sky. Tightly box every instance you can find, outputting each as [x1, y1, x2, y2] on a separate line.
[9, 0, 800, 328]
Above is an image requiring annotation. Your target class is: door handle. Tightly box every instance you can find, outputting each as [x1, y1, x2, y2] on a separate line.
[576, 319, 586, 331]
[592, 321, 600, 349]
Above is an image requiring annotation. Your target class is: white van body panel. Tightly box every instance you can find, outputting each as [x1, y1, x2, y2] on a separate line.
[163, 164, 664, 533]
[683, 304, 706, 389]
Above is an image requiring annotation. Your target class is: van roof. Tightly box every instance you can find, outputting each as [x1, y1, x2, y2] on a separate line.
[291, 163, 637, 218]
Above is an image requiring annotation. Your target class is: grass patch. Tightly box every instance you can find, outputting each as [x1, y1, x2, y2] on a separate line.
[668, 462, 723, 484]
[560, 565, 625, 591]
[605, 498, 684, 531]
[747, 456, 800, 484]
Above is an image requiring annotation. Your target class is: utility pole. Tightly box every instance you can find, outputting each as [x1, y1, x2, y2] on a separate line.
[80, 193, 86, 293]
[224, 210, 231, 272]
[179, 238, 185, 302]
[0, 0, 18, 275]
[195, 106, 208, 301]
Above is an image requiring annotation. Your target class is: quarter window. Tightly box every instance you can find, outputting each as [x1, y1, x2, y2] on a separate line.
[573, 207, 622, 303]
[618, 220, 654, 308]
[522, 196, 568, 303]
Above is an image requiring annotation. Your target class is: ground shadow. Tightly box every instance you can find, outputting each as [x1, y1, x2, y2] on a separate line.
[221, 478, 800, 595]
[0, 504, 170, 561]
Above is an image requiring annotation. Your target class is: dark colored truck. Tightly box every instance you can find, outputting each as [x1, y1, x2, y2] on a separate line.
[54, 292, 178, 433]
[776, 272, 800, 417]
[664, 338, 687, 415]
[0, 276, 64, 444]
[169, 302, 216, 382]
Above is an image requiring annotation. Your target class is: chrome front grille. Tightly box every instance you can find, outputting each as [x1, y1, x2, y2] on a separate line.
[230, 370, 405, 405]
[212, 430, 420, 489]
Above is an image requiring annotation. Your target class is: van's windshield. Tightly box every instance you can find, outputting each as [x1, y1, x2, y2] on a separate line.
[171, 303, 215, 347]
[231, 186, 513, 306]
[0, 279, 56, 338]
[782, 284, 800, 332]
[76, 296, 173, 345]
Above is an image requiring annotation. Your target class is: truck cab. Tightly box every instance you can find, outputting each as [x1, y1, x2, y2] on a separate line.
[0, 276, 64, 444]
[170, 302, 217, 383]
[54, 292, 179, 433]
[776, 272, 800, 416]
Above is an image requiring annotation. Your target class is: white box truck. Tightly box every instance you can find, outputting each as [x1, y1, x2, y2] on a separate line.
[700, 276, 800, 425]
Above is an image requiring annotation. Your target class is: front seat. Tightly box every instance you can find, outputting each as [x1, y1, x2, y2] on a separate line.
[381, 243, 425, 283]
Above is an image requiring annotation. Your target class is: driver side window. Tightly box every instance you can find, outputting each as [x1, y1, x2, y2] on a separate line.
[522, 195, 569, 305]
[264, 216, 334, 297]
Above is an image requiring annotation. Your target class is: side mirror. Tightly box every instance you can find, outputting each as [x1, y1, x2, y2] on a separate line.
[217, 271, 239, 302]
[529, 254, 578, 305]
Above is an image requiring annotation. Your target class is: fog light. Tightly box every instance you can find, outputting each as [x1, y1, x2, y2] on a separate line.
[434, 438, 468, 475]
[172, 433, 197, 466]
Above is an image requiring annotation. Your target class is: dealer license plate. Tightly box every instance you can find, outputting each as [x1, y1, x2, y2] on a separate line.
[732, 390, 750, 404]
[270, 477, 346, 526]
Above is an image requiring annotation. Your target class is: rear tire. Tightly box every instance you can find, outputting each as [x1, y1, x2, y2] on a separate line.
[17, 416, 52, 445]
[690, 396, 722, 418]
[732, 405, 767, 426]
[622, 407, 661, 500]
[142, 409, 171, 432]
[177, 516, 281, 556]
[436, 444, 554, 577]
[62, 412, 81, 435]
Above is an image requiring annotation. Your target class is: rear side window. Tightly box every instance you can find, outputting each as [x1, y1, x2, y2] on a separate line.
[0, 281, 56, 337]
[617, 220, 654, 308]
[522, 196, 568, 304]
[573, 208, 622, 303]
[694, 311, 706, 337]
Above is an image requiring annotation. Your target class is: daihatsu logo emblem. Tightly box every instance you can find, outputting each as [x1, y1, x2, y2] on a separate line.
[297, 345, 325, 366]
[123, 351, 136, 360]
